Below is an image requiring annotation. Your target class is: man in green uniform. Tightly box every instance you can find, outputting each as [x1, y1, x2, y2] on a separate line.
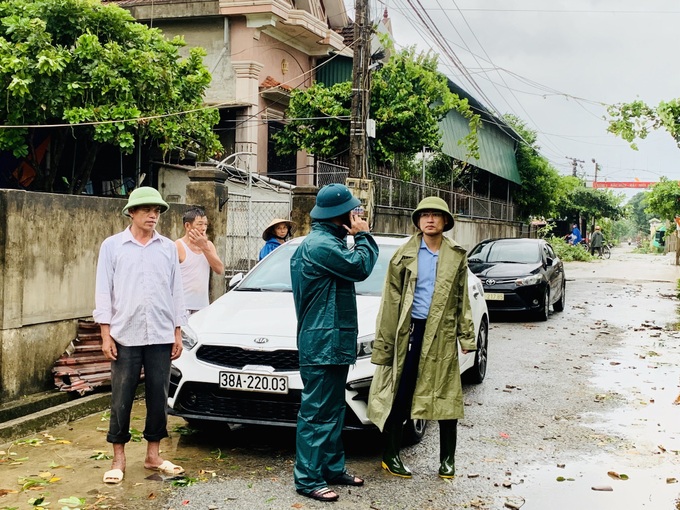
[367, 196, 476, 479]
[290, 183, 379, 502]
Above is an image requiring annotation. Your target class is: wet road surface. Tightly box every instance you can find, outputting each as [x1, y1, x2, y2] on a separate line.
[1, 245, 679, 509]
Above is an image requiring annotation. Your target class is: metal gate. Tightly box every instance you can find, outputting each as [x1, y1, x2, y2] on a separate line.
[225, 193, 292, 277]
[217, 151, 294, 277]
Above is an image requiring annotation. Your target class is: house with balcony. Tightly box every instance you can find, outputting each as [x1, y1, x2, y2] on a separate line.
[109, 0, 349, 186]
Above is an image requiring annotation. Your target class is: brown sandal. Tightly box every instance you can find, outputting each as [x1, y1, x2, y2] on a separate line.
[297, 487, 339, 502]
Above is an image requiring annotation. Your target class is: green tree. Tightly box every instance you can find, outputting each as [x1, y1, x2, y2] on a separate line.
[274, 47, 479, 165]
[553, 175, 624, 228]
[627, 191, 652, 233]
[607, 99, 680, 150]
[645, 177, 680, 222]
[502, 114, 561, 220]
[0, 0, 221, 194]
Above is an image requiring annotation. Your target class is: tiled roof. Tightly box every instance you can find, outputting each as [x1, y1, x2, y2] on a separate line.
[260, 76, 293, 91]
[336, 23, 355, 46]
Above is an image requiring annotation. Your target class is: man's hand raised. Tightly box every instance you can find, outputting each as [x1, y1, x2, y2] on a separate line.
[343, 213, 370, 236]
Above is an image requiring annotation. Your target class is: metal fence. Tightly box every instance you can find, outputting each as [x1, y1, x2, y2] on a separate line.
[316, 161, 516, 221]
[225, 193, 292, 277]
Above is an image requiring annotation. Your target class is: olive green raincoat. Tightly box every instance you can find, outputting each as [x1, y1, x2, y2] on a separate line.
[367, 233, 476, 431]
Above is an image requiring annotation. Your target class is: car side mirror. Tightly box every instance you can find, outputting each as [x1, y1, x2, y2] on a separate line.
[545, 257, 554, 267]
[229, 273, 244, 289]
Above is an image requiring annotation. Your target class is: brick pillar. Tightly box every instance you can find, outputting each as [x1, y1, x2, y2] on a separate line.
[291, 185, 318, 236]
[185, 167, 228, 303]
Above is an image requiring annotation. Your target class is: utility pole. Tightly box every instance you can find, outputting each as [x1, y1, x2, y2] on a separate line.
[349, 0, 370, 179]
[566, 156, 585, 178]
[591, 158, 599, 184]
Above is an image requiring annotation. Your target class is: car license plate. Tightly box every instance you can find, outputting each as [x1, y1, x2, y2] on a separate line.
[219, 371, 288, 394]
[485, 292, 504, 301]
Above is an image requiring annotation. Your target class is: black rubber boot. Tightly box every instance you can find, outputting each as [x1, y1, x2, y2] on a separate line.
[381, 420, 412, 478]
[438, 419, 457, 479]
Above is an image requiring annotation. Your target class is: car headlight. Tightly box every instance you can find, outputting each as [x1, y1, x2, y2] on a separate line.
[181, 325, 198, 351]
[515, 274, 543, 286]
[356, 334, 374, 358]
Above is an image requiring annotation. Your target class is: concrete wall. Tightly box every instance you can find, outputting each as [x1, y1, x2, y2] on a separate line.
[0, 172, 227, 403]
[291, 196, 521, 248]
[372, 205, 521, 251]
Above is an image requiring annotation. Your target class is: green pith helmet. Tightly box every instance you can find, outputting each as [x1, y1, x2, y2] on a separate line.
[411, 196, 455, 232]
[121, 187, 169, 217]
[310, 183, 361, 220]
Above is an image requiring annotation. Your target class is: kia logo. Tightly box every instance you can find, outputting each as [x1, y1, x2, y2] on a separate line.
[485, 279, 496, 286]
[253, 337, 269, 344]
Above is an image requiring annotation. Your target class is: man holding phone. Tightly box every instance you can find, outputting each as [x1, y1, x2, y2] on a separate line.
[290, 183, 379, 502]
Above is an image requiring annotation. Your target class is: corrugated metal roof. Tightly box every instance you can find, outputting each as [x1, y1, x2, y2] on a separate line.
[441, 78, 521, 184]
[439, 110, 521, 184]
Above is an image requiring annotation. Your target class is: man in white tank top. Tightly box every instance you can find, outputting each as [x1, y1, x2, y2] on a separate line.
[175, 207, 224, 314]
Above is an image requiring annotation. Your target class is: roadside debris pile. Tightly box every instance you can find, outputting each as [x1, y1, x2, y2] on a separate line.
[52, 320, 110, 394]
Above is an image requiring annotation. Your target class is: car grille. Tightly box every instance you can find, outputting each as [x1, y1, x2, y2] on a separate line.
[174, 382, 301, 424]
[196, 346, 299, 371]
[481, 278, 517, 286]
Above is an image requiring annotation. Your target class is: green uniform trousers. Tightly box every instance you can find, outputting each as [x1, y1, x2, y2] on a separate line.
[294, 364, 349, 492]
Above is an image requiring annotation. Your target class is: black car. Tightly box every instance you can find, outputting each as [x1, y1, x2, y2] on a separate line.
[467, 238, 566, 321]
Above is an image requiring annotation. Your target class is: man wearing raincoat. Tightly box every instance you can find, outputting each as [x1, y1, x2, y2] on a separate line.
[290, 183, 379, 502]
[367, 196, 476, 479]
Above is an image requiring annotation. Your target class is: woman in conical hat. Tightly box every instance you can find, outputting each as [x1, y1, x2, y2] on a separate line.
[258, 218, 296, 261]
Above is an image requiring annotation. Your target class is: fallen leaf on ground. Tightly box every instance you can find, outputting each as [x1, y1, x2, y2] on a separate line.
[607, 471, 629, 480]
[592, 485, 613, 491]
[673, 394, 680, 405]
[292, 504, 304, 509]
[667, 478, 677, 484]
[658, 445, 667, 453]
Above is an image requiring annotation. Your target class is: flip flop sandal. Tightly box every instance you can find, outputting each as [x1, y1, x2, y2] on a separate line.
[328, 472, 364, 486]
[147, 460, 185, 475]
[297, 487, 339, 502]
[103, 468, 124, 484]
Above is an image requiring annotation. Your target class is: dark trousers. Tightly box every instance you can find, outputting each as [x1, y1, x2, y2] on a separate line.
[107, 343, 172, 444]
[387, 319, 426, 426]
[591, 246, 602, 256]
[294, 364, 349, 492]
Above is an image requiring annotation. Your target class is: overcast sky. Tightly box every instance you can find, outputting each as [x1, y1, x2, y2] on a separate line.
[344, 0, 680, 196]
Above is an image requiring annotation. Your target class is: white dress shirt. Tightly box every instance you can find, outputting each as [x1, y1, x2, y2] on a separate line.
[93, 227, 187, 346]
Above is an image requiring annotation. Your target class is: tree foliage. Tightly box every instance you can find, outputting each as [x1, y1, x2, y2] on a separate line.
[502, 114, 561, 220]
[645, 177, 680, 221]
[627, 191, 652, 233]
[607, 99, 680, 150]
[553, 175, 625, 227]
[274, 47, 479, 165]
[0, 0, 221, 193]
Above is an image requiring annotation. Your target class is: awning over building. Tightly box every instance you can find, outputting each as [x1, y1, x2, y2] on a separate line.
[440, 79, 521, 185]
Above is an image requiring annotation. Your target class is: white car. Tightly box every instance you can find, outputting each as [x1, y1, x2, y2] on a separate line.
[169, 235, 489, 442]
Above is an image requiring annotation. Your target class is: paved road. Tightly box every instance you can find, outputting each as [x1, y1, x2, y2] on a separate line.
[1, 245, 679, 509]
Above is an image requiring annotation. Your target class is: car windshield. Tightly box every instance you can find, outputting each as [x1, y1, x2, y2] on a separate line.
[469, 240, 541, 264]
[236, 240, 400, 296]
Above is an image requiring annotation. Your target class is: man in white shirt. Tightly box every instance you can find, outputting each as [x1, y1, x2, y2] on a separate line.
[94, 187, 187, 484]
[175, 207, 224, 314]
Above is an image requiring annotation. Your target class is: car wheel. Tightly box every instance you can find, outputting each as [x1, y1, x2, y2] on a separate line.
[534, 287, 550, 321]
[464, 316, 488, 384]
[553, 280, 566, 312]
[403, 418, 428, 445]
